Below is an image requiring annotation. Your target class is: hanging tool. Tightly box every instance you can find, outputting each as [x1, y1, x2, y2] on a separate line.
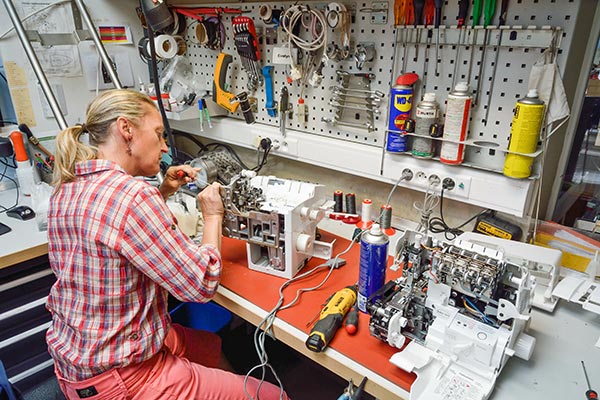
[232, 16, 262, 92]
[474, 0, 497, 106]
[413, 0, 425, 62]
[420, 1, 435, 93]
[483, 0, 509, 125]
[337, 377, 367, 400]
[305, 285, 357, 352]
[262, 65, 277, 117]
[279, 86, 291, 136]
[581, 361, 598, 400]
[202, 98, 212, 129]
[466, 0, 484, 88]
[213, 53, 240, 113]
[451, 0, 470, 88]
[433, 0, 443, 76]
[19, 123, 54, 161]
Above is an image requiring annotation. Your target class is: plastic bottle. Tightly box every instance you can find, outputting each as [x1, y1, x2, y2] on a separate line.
[9, 130, 34, 196]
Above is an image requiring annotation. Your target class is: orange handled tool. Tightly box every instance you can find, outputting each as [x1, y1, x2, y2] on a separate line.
[9, 131, 28, 162]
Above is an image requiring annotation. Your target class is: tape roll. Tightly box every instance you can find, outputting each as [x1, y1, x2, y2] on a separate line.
[173, 35, 187, 56]
[259, 4, 273, 23]
[195, 22, 208, 45]
[150, 34, 177, 59]
[137, 37, 151, 61]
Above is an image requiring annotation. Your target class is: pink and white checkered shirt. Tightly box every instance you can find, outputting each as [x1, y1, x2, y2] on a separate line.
[46, 160, 221, 381]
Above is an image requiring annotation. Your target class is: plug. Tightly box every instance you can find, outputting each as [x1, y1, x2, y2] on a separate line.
[260, 137, 272, 150]
[442, 178, 455, 190]
[401, 168, 413, 181]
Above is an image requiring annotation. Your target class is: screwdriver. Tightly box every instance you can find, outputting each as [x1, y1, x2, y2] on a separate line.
[483, 0, 509, 126]
[413, 0, 425, 62]
[306, 286, 357, 352]
[466, 0, 483, 88]
[474, 0, 496, 106]
[582, 361, 598, 400]
[433, 0, 443, 76]
[344, 304, 359, 334]
[451, 0, 470, 89]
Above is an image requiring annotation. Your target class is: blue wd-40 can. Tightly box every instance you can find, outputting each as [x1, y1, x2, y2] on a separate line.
[386, 84, 414, 153]
[357, 224, 389, 313]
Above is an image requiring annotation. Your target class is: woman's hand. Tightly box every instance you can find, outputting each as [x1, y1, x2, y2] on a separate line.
[197, 182, 224, 220]
[159, 165, 200, 199]
[198, 182, 224, 250]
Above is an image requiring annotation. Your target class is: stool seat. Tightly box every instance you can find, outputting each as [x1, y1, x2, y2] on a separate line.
[169, 302, 232, 333]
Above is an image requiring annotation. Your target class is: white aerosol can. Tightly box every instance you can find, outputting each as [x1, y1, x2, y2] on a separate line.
[441, 82, 472, 165]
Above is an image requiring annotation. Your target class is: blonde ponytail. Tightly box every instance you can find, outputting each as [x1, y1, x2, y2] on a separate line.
[52, 125, 97, 186]
[52, 89, 156, 188]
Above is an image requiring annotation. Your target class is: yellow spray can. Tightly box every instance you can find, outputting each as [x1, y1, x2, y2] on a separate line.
[503, 89, 545, 179]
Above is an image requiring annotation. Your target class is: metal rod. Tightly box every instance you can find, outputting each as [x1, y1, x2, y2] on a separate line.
[74, 0, 122, 89]
[2, 0, 68, 130]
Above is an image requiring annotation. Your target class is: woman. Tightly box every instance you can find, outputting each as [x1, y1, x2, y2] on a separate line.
[46, 89, 288, 399]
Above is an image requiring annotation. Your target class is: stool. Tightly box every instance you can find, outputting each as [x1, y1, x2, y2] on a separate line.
[169, 302, 232, 333]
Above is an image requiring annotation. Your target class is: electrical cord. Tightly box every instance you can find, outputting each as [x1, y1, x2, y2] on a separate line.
[146, 25, 179, 164]
[0, 160, 19, 213]
[244, 231, 364, 400]
[428, 187, 488, 240]
[172, 130, 209, 153]
[414, 182, 439, 234]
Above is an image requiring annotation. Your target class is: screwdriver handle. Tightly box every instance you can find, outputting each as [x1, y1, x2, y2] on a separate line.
[484, 0, 497, 27]
[345, 305, 358, 334]
[472, 0, 483, 26]
[457, 0, 469, 28]
[413, 0, 425, 26]
[433, 0, 443, 28]
[498, 0, 509, 26]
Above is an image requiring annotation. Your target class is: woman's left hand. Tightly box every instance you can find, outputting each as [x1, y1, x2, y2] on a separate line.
[159, 165, 201, 199]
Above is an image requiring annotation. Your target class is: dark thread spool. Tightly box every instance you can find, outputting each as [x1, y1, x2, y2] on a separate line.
[333, 190, 344, 213]
[380, 204, 393, 229]
[345, 193, 356, 215]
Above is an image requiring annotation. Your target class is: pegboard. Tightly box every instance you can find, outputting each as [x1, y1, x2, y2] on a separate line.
[177, 0, 579, 174]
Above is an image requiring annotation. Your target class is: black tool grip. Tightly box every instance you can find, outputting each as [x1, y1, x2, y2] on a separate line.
[457, 0, 469, 27]
[413, 0, 425, 26]
[305, 312, 344, 352]
[499, 0, 509, 26]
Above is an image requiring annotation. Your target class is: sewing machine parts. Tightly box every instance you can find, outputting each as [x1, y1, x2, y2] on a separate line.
[368, 230, 538, 400]
[221, 174, 334, 278]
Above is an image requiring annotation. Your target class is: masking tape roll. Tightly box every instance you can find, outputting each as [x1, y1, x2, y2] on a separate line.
[259, 4, 273, 23]
[149, 34, 177, 59]
[173, 35, 187, 56]
[195, 22, 208, 45]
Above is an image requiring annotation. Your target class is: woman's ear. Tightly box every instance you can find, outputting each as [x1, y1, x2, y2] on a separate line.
[115, 116, 131, 140]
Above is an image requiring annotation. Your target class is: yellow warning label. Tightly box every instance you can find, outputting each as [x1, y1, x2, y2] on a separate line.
[476, 221, 512, 240]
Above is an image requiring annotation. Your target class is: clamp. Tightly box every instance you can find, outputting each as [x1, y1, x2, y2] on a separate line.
[262, 65, 277, 117]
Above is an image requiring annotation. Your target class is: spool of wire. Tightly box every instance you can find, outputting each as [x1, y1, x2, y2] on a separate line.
[333, 190, 343, 213]
[345, 193, 356, 215]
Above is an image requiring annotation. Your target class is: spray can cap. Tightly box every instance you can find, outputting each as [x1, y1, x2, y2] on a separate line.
[9, 131, 28, 162]
[423, 92, 436, 102]
[526, 88, 539, 98]
[455, 82, 469, 92]
[370, 223, 382, 235]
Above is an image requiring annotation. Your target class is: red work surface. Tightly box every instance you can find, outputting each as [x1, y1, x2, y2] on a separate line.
[220, 231, 416, 392]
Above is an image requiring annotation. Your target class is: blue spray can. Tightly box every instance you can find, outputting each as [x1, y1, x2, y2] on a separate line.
[358, 224, 389, 313]
[386, 84, 414, 153]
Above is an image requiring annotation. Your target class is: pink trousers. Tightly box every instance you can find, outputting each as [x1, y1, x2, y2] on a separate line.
[56, 324, 290, 400]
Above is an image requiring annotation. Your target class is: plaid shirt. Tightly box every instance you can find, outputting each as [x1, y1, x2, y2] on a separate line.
[46, 160, 221, 381]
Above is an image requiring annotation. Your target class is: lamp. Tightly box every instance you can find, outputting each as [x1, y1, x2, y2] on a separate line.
[140, 0, 173, 32]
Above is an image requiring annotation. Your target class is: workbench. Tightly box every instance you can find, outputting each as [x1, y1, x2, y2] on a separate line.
[0, 188, 599, 398]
